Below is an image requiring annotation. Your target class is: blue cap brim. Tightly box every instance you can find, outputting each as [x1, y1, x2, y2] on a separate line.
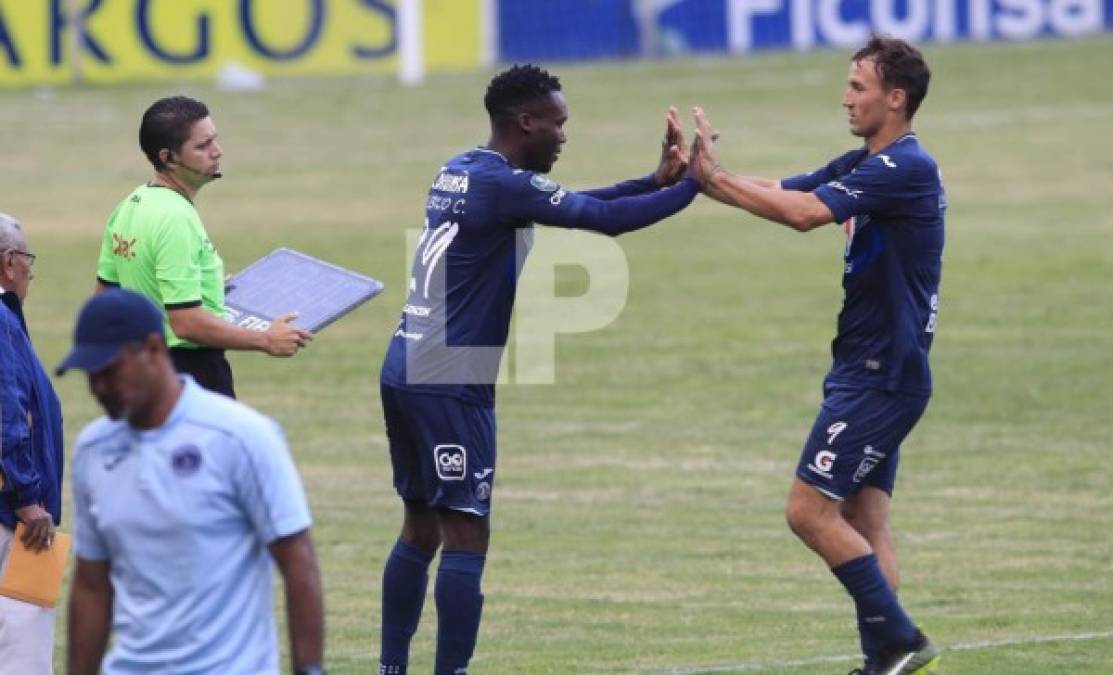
[55, 344, 125, 376]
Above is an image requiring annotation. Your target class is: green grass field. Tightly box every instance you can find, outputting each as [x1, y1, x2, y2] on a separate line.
[3, 35, 1112, 674]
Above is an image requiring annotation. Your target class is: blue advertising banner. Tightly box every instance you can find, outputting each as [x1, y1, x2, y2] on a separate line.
[497, 0, 1109, 62]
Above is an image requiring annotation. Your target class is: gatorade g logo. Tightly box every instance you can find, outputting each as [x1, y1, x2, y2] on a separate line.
[808, 449, 837, 479]
[814, 450, 836, 472]
[434, 444, 466, 481]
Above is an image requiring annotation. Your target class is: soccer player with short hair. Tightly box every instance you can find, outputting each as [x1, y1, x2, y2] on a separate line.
[688, 37, 944, 674]
[95, 96, 312, 398]
[377, 64, 698, 674]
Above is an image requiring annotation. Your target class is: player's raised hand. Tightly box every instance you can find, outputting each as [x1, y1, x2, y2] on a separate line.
[264, 312, 314, 357]
[653, 106, 689, 186]
[688, 106, 721, 189]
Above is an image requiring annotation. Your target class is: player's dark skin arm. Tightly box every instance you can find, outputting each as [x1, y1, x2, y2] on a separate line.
[270, 529, 325, 672]
[66, 558, 113, 675]
[689, 107, 835, 232]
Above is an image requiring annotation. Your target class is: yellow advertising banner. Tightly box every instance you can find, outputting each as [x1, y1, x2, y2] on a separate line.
[0, 0, 480, 87]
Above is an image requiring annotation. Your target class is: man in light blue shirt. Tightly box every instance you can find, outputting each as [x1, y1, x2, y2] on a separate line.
[58, 289, 326, 675]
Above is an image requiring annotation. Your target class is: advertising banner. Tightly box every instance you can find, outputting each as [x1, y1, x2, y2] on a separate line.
[0, 0, 481, 87]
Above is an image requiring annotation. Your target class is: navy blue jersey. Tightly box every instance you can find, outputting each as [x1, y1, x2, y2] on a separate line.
[781, 133, 945, 395]
[381, 147, 698, 405]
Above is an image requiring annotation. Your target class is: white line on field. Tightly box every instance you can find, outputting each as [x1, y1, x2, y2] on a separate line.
[650, 630, 1113, 674]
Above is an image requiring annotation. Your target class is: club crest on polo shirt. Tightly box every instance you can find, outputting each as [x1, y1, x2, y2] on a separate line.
[171, 444, 203, 477]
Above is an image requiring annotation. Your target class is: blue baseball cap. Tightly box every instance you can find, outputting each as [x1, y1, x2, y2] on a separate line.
[56, 288, 165, 375]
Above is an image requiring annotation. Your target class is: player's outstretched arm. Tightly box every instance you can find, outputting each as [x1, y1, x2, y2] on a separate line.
[690, 107, 833, 232]
[501, 169, 699, 237]
[270, 529, 325, 674]
[66, 558, 113, 675]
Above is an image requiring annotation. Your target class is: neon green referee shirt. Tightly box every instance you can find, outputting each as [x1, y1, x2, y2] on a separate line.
[96, 184, 226, 349]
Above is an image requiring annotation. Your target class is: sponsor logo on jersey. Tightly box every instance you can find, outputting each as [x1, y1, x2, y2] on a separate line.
[530, 174, 560, 193]
[877, 154, 897, 168]
[827, 181, 862, 199]
[434, 444, 467, 481]
[853, 446, 886, 483]
[432, 172, 470, 194]
[103, 452, 128, 471]
[808, 449, 837, 479]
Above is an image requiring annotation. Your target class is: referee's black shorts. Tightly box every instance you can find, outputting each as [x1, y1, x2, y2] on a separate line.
[170, 347, 236, 399]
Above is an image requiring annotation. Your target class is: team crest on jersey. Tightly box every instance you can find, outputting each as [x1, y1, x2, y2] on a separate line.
[475, 482, 491, 501]
[171, 444, 202, 476]
[530, 175, 559, 193]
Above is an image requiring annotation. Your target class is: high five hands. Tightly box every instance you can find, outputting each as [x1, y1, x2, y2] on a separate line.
[653, 105, 724, 195]
[653, 106, 690, 186]
[687, 106, 722, 189]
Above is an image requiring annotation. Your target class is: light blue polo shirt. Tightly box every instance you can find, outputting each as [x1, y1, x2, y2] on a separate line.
[72, 377, 312, 674]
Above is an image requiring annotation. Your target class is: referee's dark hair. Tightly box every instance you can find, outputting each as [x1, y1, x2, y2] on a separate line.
[139, 96, 211, 170]
[484, 64, 562, 125]
[853, 36, 931, 120]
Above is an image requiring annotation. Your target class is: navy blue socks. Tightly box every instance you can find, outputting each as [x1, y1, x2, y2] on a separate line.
[831, 554, 919, 653]
[380, 539, 435, 674]
[434, 551, 486, 675]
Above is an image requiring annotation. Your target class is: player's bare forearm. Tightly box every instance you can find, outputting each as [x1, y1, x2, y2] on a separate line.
[737, 175, 780, 189]
[706, 169, 833, 231]
[67, 559, 113, 675]
[270, 530, 325, 671]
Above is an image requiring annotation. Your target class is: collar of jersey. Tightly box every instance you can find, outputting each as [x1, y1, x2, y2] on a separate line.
[473, 146, 510, 164]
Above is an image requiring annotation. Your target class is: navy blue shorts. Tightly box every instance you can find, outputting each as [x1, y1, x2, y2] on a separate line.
[796, 384, 929, 501]
[380, 383, 497, 516]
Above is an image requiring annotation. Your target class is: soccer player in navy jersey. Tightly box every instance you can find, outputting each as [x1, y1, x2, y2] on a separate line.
[376, 64, 699, 674]
[688, 37, 944, 674]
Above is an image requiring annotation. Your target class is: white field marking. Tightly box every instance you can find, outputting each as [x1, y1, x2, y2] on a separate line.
[650, 630, 1113, 674]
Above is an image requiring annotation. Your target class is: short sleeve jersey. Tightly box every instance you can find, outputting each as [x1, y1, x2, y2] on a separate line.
[71, 377, 312, 674]
[97, 185, 226, 349]
[380, 148, 640, 406]
[781, 133, 946, 395]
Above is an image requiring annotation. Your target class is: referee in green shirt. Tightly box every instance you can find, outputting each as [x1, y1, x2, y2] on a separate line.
[95, 96, 311, 398]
